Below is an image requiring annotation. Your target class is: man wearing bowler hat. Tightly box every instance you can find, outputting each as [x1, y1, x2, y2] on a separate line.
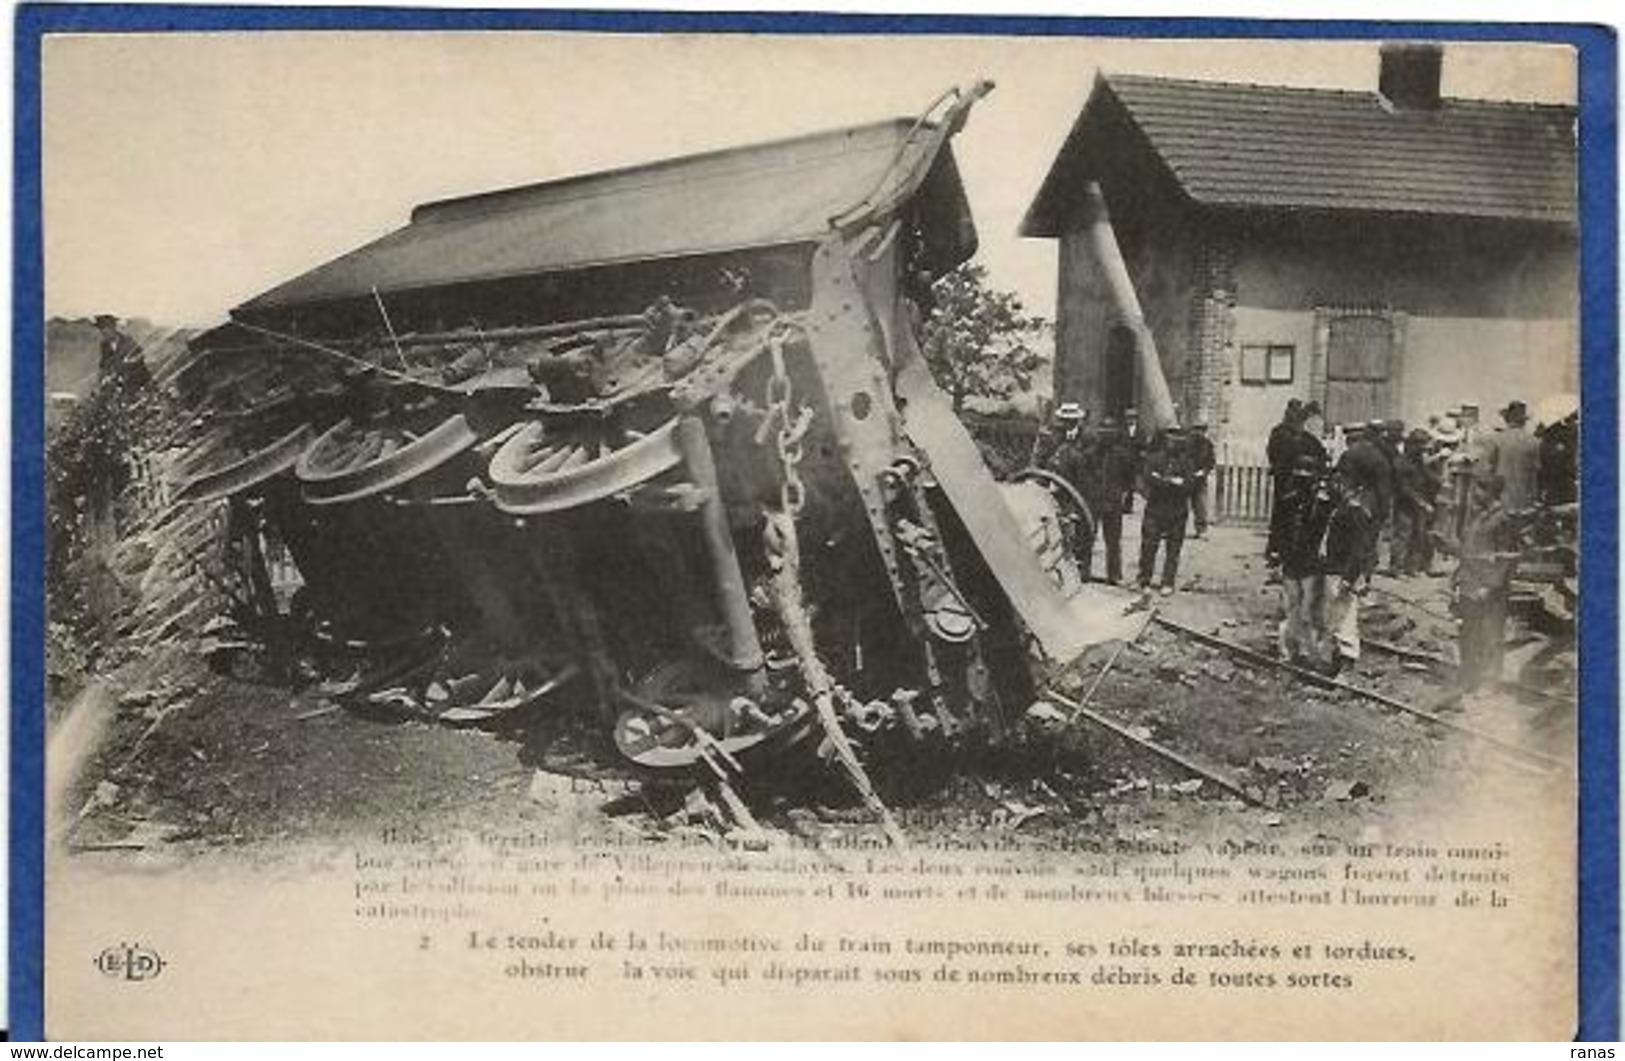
[1478, 399, 1540, 512]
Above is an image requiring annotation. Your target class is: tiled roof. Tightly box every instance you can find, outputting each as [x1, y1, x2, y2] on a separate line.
[1023, 72, 1577, 234]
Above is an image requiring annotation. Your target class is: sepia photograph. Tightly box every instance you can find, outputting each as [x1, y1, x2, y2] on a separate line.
[26, 17, 1606, 1040]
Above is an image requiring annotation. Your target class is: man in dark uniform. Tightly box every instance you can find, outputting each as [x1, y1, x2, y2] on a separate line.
[1046, 405, 1099, 579]
[1381, 419, 1406, 456]
[1336, 422, 1392, 582]
[1376, 419, 1407, 571]
[1084, 415, 1135, 584]
[1265, 399, 1306, 568]
[1277, 453, 1338, 668]
[1121, 407, 1145, 514]
[1392, 428, 1440, 575]
[1322, 465, 1379, 674]
[1137, 426, 1195, 595]
[1187, 421, 1217, 539]
[1337, 423, 1392, 519]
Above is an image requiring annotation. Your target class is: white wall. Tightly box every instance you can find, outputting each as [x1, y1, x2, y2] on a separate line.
[1224, 306, 1316, 449]
[1404, 316, 1578, 426]
[1219, 309, 1577, 456]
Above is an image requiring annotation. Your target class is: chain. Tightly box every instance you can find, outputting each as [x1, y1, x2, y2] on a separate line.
[754, 337, 906, 848]
[766, 336, 814, 516]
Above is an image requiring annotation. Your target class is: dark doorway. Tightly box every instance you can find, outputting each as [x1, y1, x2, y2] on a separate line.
[1104, 324, 1137, 416]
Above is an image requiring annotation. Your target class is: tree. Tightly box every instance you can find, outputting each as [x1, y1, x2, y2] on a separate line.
[920, 263, 1049, 414]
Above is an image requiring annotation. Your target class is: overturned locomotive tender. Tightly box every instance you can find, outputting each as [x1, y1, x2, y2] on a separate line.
[173, 84, 1140, 800]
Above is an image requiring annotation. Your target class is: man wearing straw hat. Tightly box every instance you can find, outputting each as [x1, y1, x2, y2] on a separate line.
[1033, 400, 1087, 470]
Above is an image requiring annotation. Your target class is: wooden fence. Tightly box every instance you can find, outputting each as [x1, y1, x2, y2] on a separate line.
[1213, 441, 1272, 525]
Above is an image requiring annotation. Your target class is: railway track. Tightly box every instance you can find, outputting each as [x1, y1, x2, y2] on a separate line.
[1040, 604, 1570, 815]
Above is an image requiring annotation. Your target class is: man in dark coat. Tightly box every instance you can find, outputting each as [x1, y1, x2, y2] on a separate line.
[1082, 415, 1135, 584]
[1187, 421, 1216, 538]
[1336, 423, 1392, 518]
[1335, 422, 1392, 580]
[1322, 469, 1378, 673]
[1276, 453, 1338, 667]
[1137, 427, 1195, 595]
[1392, 428, 1440, 575]
[1047, 409, 1099, 579]
[1375, 419, 1408, 570]
[1041, 403, 1094, 575]
[1265, 399, 1306, 568]
[1033, 401, 1087, 470]
[1120, 407, 1146, 514]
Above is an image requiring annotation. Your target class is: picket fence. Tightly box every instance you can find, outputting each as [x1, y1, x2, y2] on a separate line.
[1213, 441, 1273, 526]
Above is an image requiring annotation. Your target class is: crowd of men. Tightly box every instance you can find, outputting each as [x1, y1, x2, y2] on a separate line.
[1264, 396, 1576, 682]
[1036, 402, 1215, 596]
[1034, 392, 1578, 688]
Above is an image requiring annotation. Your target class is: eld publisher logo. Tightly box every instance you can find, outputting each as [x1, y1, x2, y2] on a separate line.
[94, 942, 167, 982]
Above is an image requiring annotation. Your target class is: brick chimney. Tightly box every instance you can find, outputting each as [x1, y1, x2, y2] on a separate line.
[1378, 43, 1444, 110]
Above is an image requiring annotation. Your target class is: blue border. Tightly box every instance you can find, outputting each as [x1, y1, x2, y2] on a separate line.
[1574, 21, 1621, 1044]
[11, 7, 1619, 1042]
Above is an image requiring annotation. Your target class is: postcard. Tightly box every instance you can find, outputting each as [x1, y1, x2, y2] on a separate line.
[25, 19, 1606, 1040]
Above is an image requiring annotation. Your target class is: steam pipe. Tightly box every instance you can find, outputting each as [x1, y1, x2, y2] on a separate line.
[1079, 182, 1179, 430]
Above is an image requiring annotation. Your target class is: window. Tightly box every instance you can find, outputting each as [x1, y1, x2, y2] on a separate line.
[1239, 343, 1295, 386]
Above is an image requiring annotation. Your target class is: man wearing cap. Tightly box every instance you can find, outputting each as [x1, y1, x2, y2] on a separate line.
[1120, 407, 1145, 514]
[1335, 423, 1390, 580]
[1187, 421, 1216, 539]
[1082, 414, 1135, 584]
[1374, 419, 1407, 572]
[1477, 400, 1541, 512]
[1265, 399, 1306, 569]
[1137, 426, 1195, 595]
[1392, 428, 1440, 575]
[1277, 452, 1338, 668]
[1338, 422, 1392, 521]
[1322, 464, 1377, 674]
